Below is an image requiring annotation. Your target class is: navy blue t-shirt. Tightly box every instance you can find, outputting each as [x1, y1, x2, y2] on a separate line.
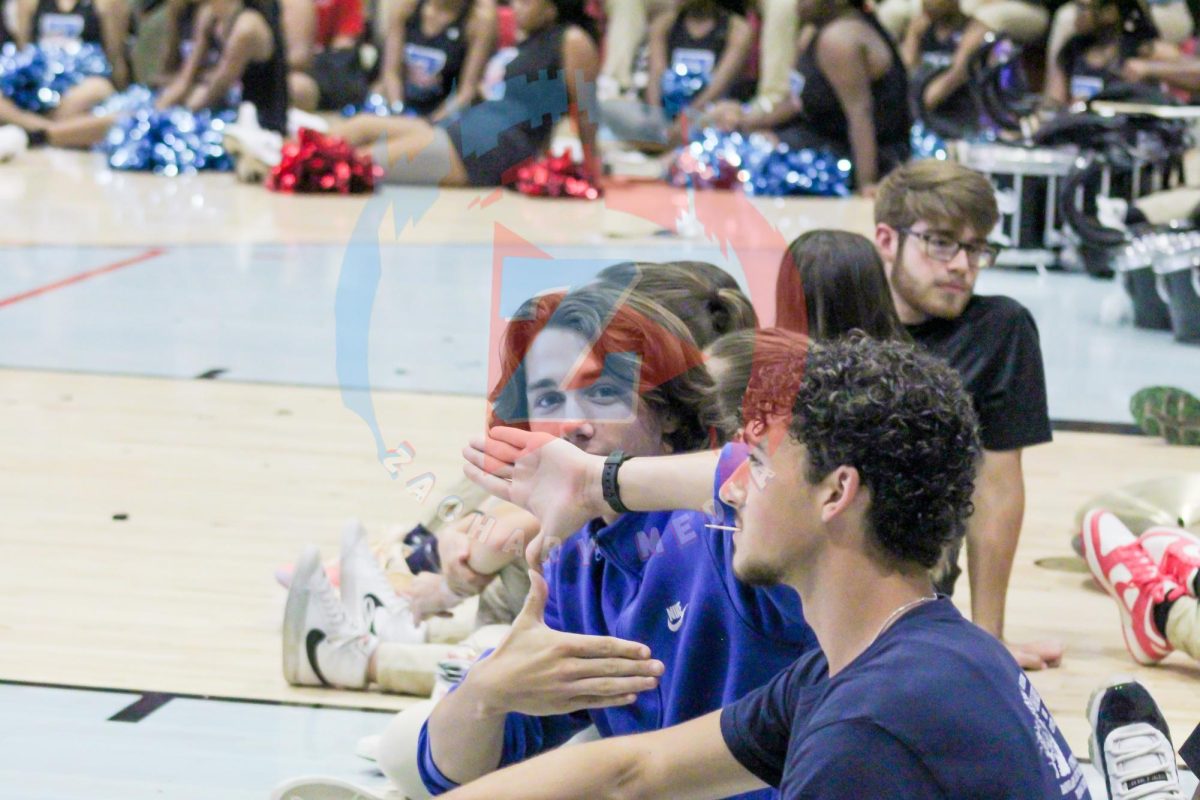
[720, 598, 1091, 799]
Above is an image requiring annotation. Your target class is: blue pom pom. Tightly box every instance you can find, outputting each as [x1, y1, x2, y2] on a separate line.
[0, 42, 111, 113]
[102, 106, 236, 175]
[667, 127, 852, 196]
[660, 62, 710, 120]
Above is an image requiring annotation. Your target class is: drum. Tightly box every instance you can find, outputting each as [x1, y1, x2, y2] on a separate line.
[1152, 230, 1200, 344]
[957, 141, 1078, 269]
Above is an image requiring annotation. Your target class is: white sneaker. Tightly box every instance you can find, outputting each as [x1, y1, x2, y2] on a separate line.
[1088, 677, 1184, 800]
[340, 520, 427, 644]
[0, 125, 29, 163]
[270, 775, 397, 800]
[224, 103, 283, 182]
[283, 546, 375, 689]
[288, 107, 331, 137]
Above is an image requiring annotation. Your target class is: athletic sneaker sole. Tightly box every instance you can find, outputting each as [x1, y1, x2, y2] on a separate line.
[1130, 386, 1200, 447]
[270, 775, 393, 800]
[282, 547, 321, 684]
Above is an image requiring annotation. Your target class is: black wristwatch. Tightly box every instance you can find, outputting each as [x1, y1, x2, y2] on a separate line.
[601, 450, 633, 514]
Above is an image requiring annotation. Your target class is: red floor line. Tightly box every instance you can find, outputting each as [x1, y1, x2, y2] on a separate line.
[0, 247, 168, 310]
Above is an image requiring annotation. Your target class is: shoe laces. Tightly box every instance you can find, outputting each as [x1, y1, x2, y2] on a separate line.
[1107, 724, 1183, 800]
[1119, 545, 1177, 601]
[313, 568, 360, 638]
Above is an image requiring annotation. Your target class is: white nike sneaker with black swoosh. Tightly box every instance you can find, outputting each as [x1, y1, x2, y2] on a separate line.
[283, 546, 375, 688]
[339, 520, 427, 645]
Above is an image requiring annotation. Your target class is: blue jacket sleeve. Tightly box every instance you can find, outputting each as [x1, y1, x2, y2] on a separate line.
[416, 667, 593, 794]
[417, 555, 592, 794]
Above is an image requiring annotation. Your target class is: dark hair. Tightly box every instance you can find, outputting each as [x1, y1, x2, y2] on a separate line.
[774, 230, 908, 341]
[597, 261, 758, 348]
[790, 335, 981, 569]
[491, 283, 713, 453]
[704, 328, 809, 441]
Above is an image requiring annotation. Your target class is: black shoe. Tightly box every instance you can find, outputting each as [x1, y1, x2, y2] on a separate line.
[1087, 677, 1183, 799]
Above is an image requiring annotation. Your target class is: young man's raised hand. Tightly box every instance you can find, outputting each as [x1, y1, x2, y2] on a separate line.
[462, 427, 607, 566]
[463, 570, 665, 717]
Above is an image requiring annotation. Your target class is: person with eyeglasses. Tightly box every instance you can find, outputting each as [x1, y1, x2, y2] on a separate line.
[872, 160, 1062, 674]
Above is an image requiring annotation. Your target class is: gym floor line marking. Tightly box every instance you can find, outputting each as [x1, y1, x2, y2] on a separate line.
[108, 692, 174, 723]
[0, 678, 400, 715]
[0, 247, 167, 310]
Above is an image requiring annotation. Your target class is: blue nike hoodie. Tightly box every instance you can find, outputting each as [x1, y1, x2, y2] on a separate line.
[418, 444, 818, 798]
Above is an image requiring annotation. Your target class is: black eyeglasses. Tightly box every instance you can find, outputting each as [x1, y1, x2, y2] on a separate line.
[899, 228, 1002, 269]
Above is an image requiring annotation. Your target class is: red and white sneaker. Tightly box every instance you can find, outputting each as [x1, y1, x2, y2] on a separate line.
[1081, 509, 1185, 665]
[1139, 526, 1200, 597]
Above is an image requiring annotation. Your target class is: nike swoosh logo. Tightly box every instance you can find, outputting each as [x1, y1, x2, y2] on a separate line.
[363, 593, 383, 635]
[306, 629, 330, 686]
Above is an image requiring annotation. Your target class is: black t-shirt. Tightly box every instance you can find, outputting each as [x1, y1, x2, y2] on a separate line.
[907, 295, 1051, 452]
[720, 598, 1092, 800]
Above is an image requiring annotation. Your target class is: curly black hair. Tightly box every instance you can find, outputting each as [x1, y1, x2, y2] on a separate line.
[790, 335, 981, 569]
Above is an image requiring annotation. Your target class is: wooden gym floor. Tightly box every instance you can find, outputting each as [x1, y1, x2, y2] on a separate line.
[1, 149, 1199, 775]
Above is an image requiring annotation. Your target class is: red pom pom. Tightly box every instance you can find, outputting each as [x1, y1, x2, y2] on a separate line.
[665, 145, 739, 190]
[511, 153, 602, 201]
[266, 128, 379, 195]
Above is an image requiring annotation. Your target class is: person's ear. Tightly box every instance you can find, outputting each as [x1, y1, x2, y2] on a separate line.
[819, 466, 861, 524]
[875, 223, 899, 273]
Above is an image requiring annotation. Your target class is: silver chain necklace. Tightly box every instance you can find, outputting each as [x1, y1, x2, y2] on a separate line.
[872, 593, 938, 646]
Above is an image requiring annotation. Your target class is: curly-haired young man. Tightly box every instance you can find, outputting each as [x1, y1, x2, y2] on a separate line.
[453, 335, 1090, 800]
[874, 159, 1061, 673]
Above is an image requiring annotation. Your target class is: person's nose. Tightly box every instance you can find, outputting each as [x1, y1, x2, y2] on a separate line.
[719, 460, 750, 509]
[563, 420, 596, 446]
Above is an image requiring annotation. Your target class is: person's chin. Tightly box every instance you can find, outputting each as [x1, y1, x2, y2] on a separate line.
[733, 552, 781, 587]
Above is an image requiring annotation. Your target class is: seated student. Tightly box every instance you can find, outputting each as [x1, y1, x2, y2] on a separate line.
[333, 0, 599, 187]
[647, 0, 752, 110]
[869, 160, 1063, 672]
[916, 0, 1048, 118]
[17, 0, 131, 88]
[901, 0, 979, 137]
[707, 0, 910, 195]
[374, 0, 495, 121]
[452, 334, 1090, 800]
[1044, 0, 1172, 106]
[0, 0, 129, 143]
[401, 260, 757, 624]
[155, 0, 290, 131]
[281, 0, 368, 112]
[1044, 0, 1192, 105]
[415, 283, 815, 799]
[601, 0, 751, 150]
[1082, 510, 1200, 666]
[877, 0, 1047, 62]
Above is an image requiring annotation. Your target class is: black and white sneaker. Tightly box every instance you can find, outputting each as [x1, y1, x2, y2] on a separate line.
[283, 546, 375, 688]
[1088, 677, 1184, 799]
[339, 520, 427, 644]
